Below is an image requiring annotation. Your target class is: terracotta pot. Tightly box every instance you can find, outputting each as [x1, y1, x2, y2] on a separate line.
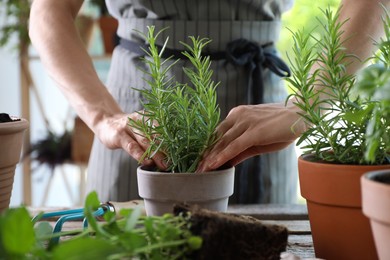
[0, 118, 29, 212]
[137, 166, 235, 216]
[98, 16, 118, 54]
[298, 155, 389, 260]
[362, 170, 390, 260]
[71, 116, 94, 164]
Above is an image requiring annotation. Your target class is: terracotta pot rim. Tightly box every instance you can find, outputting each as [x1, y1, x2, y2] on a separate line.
[299, 154, 390, 168]
[298, 155, 389, 207]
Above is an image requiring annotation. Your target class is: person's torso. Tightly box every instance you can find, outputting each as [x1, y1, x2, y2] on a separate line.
[106, 0, 293, 50]
[107, 0, 293, 21]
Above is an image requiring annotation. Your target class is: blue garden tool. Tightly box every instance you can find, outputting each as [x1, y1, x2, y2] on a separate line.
[32, 200, 144, 244]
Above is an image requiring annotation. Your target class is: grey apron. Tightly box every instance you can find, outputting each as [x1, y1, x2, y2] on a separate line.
[87, 0, 298, 204]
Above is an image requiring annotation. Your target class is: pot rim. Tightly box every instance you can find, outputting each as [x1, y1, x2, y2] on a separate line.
[0, 118, 29, 134]
[137, 165, 235, 176]
[362, 169, 390, 185]
[299, 154, 390, 168]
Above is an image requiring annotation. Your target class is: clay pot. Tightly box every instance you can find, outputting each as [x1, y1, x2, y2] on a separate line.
[98, 16, 118, 54]
[71, 116, 94, 164]
[0, 118, 29, 212]
[298, 155, 389, 260]
[137, 166, 235, 216]
[362, 170, 390, 260]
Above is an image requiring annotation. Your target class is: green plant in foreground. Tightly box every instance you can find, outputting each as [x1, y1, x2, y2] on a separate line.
[286, 7, 389, 164]
[129, 26, 220, 173]
[0, 192, 202, 260]
[354, 7, 390, 163]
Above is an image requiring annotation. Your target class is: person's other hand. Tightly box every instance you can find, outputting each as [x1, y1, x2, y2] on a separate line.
[94, 112, 167, 170]
[197, 100, 306, 172]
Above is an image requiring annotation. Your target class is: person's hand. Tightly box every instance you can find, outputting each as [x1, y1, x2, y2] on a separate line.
[197, 99, 306, 172]
[94, 112, 167, 170]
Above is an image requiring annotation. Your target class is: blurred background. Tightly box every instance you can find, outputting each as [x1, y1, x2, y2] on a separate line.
[0, 0, 340, 208]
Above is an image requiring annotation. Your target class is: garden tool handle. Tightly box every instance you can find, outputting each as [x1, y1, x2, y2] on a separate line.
[104, 200, 146, 217]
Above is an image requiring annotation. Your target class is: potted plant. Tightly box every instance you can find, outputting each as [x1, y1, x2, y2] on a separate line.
[89, 0, 118, 54]
[129, 27, 235, 216]
[0, 113, 29, 212]
[360, 12, 390, 259]
[286, 7, 390, 260]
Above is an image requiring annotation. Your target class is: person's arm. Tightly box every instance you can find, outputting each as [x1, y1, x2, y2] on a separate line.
[198, 0, 390, 172]
[29, 0, 166, 168]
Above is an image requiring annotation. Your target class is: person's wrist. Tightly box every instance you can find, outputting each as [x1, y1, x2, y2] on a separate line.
[286, 97, 307, 137]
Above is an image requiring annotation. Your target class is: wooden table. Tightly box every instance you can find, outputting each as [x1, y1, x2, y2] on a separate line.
[30, 204, 314, 259]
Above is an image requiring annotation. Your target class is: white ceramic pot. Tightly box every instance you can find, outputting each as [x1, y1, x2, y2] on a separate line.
[137, 166, 235, 216]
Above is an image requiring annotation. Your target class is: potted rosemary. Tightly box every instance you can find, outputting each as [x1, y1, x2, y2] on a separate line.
[360, 11, 390, 259]
[286, 7, 390, 260]
[129, 27, 234, 216]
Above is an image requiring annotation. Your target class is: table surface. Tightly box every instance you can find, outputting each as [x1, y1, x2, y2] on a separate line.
[30, 203, 314, 259]
[228, 204, 314, 259]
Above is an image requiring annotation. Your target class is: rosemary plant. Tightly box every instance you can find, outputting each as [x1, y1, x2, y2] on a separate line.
[286, 7, 389, 165]
[129, 26, 220, 173]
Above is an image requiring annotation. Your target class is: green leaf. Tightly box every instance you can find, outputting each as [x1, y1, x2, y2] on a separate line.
[35, 221, 53, 239]
[343, 107, 372, 125]
[124, 207, 142, 232]
[84, 191, 100, 209]
[0, 207, 35, 255]
[118, 232, 148, 251]
[84, 191, 109, 237]
[52, 238, 119, 260]
[187, 236, 203, 250]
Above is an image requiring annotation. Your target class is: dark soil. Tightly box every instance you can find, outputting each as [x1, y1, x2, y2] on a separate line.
[0, 113, 20, 123]
[370, 171, 390, 184]
[174, 204, 288, 260]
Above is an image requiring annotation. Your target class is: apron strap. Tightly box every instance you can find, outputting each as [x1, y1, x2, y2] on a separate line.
[119, 37, 291, 104]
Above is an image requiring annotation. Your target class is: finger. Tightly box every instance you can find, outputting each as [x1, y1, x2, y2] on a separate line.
[215, 116, 235, 136]
[120, 134, 147, 162]
[198, 134, 251, 172]
[210, 121, 248, 158]
[197, 126, 243, 172]
[126, 126, 168, 170]
[199, 140, 292, 172]
[229, 142, 294, 166]
[150, 151, 168, 170]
